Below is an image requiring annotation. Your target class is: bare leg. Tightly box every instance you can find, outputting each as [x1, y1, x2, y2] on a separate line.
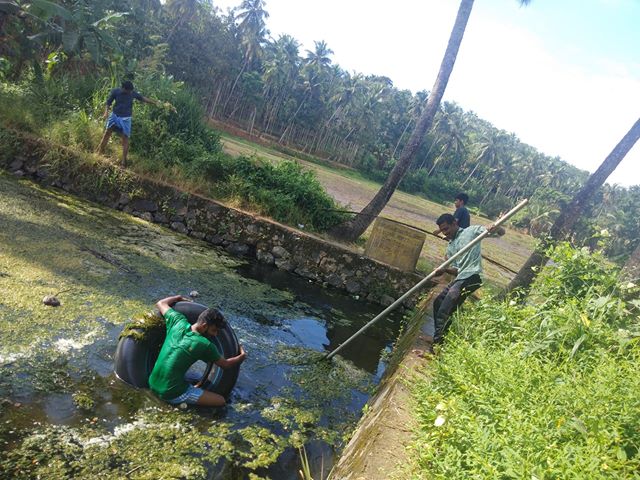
[97, 128, 114, 154]
[196, 390, 226, 407]
[121, 136, 129, 167]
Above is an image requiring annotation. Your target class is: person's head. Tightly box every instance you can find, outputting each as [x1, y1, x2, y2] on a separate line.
[436, 213, 459, 240]
[454, 193, 469, 209]
[195, 308, 227, 337]
[121, 80, 134, 93]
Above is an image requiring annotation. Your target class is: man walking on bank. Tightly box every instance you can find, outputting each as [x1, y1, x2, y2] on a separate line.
[96, 80, 174, 167]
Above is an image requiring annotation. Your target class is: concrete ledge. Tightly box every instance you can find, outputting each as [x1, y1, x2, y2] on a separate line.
[0, 127, 432, 306]
[328, 289, 439, 479]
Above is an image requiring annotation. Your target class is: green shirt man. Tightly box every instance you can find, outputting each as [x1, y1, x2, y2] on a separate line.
[149, 295, 246, 407]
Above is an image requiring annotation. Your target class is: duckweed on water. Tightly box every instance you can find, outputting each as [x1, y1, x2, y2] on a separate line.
[1, 173, 394, 477]
[3, 408, 235, 480]
[119, 311, 165, 342]
[235, 426, 288, 469]
[72, 391, 95, 411]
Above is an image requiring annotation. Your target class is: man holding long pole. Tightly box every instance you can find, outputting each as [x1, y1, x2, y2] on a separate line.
[325, 199, 525, 362]
[428, 213, 505, 347]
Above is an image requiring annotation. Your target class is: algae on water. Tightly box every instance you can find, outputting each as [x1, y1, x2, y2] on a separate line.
[0, 173, 396, 478]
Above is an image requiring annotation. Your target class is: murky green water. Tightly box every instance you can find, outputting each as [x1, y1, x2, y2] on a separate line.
[0, 172, 403, 479]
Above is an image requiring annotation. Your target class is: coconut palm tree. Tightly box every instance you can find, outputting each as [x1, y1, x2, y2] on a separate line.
[508, 116, 640, 294]
[303, 40, 333, 82]
[330, 0, 531, 241]
[166, 0, 205, 41]
[261, 34, 301, 132]
[223, 0, 269, 114]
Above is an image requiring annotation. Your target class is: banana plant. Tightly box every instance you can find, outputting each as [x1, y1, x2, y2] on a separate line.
[2, 0, 127, 73]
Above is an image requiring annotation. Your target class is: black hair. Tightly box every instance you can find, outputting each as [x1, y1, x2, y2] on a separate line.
[455, 192, 469, 204]
[196, 308, 227, 329]
[436, 213, 456, 226]
[121, 80, 134, 91]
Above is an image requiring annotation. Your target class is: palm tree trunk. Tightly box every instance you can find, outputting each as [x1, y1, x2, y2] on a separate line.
[507, 116, 640, 294]
[222, 57, 249, 115]
[392, 117, 413, 160]
[279, 90, 309, 144]
[461, 155, 484, 186]
[329, 0, 475, 241]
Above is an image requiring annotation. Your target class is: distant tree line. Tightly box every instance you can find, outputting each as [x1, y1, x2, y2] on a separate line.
[1, 0, 638, 262]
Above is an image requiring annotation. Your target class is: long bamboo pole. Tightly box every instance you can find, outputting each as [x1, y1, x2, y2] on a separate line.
[324, 198, 529, 361]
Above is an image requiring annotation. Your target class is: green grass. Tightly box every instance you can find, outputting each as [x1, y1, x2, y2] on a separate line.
[405, 244, 640, 479]
[0, 76, 347, 232]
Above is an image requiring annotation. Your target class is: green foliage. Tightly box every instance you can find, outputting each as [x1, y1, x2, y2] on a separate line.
[409, 243, 640, 478]
[0, 70, 345, 231]
[1, 0, 638, 258]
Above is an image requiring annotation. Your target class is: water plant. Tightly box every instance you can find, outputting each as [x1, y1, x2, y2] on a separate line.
[0, 174, 390, 478]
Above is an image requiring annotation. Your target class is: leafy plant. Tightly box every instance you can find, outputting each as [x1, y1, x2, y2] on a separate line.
[408, 243, 640, 478]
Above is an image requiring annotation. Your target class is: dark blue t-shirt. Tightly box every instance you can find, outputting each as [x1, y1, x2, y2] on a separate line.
[453, 206, 470, 228]
[106, 88, 144, 117]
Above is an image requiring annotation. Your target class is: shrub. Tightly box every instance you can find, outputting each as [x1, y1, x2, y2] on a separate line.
[409, 243, 640, 478]
[1, 73, 345, 231]
[187, 154, 348, 231]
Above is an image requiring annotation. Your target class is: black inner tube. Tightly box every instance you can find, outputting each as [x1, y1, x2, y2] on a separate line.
[114, 302, 241, 398]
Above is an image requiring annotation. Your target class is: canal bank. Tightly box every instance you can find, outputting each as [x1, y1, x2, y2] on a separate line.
[0, 127, 428, 308]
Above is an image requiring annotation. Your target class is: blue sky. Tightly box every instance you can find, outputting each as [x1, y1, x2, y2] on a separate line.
[214, 0, 640, 187]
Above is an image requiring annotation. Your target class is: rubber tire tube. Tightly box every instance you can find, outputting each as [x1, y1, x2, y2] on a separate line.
[114, 301, 241, 398]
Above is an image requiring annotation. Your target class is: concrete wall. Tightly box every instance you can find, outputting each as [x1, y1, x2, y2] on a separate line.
[0, 129, 430, 306]
[328, 291, 437, 480]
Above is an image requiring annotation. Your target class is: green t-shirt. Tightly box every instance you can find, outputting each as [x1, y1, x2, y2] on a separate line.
[148, 308, 221, 400]
[445, 225, 487, 281]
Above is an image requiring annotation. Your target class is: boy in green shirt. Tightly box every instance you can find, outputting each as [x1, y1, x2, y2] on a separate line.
[149, 295, 246, 407]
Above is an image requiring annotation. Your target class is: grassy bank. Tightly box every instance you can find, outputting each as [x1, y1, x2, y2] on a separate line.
[407, 244, 640, 478]
[0, 75, 346, 232]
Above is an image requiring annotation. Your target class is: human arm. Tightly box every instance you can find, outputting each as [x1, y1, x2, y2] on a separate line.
[214, 345, 247, 370]
[486, 223, 506, 237]
[139, 94, 177, 113]
[155, 295, 191, 316]
[434, 266, 458, 276]
[102, 90, 116, 119]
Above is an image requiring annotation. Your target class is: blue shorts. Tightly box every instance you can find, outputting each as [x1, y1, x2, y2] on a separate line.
[106, 113, 132, 137]
[165, 384, 205, 405]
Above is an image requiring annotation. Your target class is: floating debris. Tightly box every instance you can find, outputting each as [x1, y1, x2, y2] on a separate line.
[42, 295, 61, 307]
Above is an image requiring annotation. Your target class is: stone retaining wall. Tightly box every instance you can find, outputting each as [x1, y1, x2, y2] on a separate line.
[0, 129, 430, 306]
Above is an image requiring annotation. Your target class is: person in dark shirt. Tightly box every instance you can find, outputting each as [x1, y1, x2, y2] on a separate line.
[453, 192, 470, 229]
[96, 80, 172, 167]
[433, 192, 471, 237]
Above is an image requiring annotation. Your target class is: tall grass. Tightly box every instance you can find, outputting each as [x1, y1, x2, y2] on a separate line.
[0, 73, 347, 231]
[409, 243, 640, 478]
